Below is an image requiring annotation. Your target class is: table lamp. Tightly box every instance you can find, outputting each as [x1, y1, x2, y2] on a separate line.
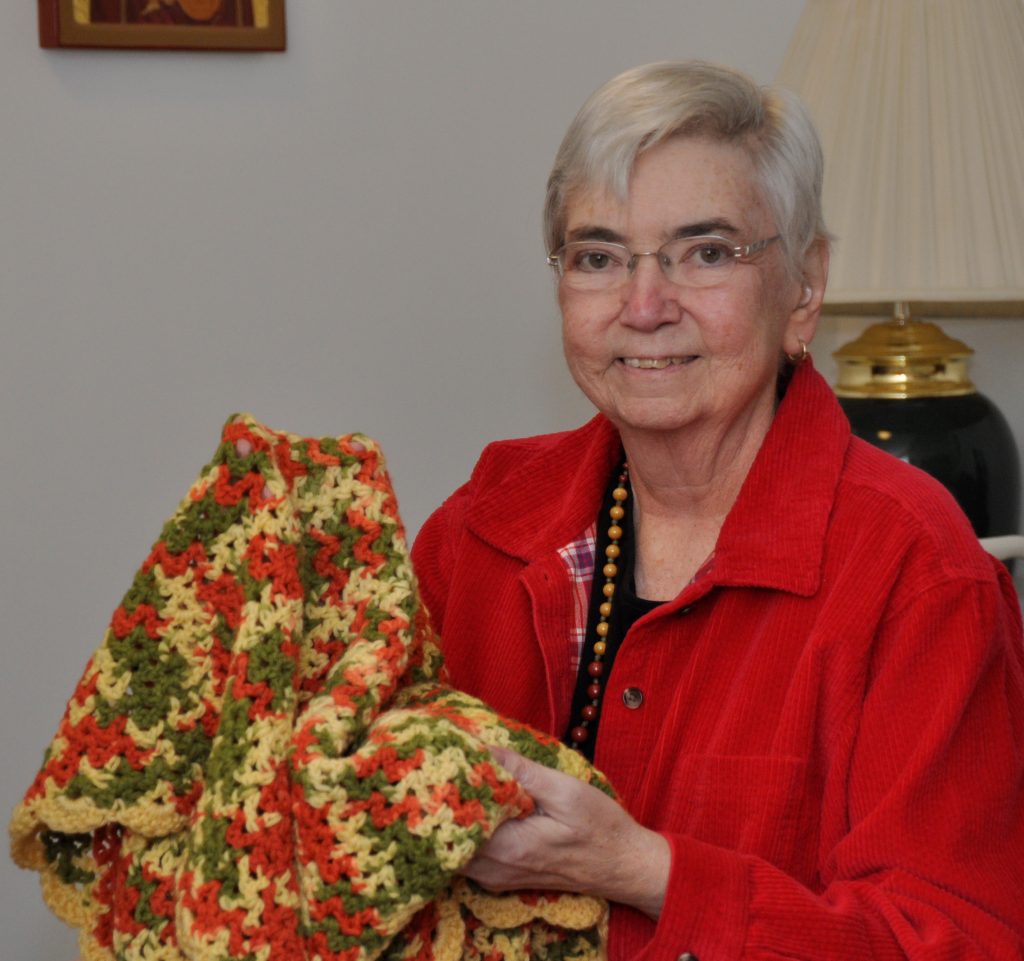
[777, 0, 1023, 538]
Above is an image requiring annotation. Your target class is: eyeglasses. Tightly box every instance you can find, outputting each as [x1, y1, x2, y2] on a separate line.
[547, 233, 780, 292]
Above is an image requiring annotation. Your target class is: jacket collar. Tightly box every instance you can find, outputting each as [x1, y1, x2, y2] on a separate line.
[466, 362, 850, 597]
[712, 362, 850, 595]
[465, 414, 622, 562]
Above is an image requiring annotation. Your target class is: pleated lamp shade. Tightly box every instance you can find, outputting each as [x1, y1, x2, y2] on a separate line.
[777, 0, 1024, 315]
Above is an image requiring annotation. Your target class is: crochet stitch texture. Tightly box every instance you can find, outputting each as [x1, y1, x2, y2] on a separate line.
[10, 414, 611, 961]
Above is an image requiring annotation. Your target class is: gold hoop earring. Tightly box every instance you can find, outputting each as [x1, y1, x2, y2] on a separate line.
[786, 339, 809, 365]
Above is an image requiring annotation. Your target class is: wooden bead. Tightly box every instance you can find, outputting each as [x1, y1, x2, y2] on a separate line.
[570, 463, 629, 753]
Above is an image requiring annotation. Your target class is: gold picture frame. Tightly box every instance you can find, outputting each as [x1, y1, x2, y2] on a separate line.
[39, 0, 286, 51]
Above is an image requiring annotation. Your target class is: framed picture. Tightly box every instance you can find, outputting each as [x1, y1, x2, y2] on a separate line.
[39, 0, 286, 51]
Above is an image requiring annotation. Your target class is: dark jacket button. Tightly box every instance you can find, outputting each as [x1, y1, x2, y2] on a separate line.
[622, 687, 644, 709]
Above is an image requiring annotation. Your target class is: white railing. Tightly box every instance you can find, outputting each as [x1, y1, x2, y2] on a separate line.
[980, 535, 1024, 562]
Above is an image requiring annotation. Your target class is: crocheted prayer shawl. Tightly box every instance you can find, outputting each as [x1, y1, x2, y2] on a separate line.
[10, 415, 611, 961]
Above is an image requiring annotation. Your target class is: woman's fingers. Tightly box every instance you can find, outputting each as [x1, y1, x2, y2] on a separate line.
[468, 747, 670, 919]
[490, 746, 578, 818]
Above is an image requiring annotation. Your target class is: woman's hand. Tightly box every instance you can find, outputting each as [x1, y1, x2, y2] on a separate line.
[464, 747, 671, 920]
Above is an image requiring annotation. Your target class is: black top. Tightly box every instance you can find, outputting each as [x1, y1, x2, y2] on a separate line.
[564, 466, 661, 761]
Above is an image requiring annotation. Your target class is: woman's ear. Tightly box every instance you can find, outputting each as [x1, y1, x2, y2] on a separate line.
[784, 237, 830, 355]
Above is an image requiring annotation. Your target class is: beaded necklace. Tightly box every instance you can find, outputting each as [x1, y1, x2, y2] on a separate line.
[569, 464, 629, 749]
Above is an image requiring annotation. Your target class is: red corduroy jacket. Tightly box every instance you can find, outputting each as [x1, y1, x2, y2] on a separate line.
[412, 363, 1024, 961]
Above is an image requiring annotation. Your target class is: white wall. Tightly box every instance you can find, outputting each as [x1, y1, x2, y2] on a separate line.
[2, 3, 1021, 958]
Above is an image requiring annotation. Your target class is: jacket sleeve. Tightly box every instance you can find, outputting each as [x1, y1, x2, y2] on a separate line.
[411, 479, 473, 637]
[639, 565, 1024, 961]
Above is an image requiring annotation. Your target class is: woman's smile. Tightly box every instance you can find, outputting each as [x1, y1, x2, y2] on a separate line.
[618, 356, 697, 369]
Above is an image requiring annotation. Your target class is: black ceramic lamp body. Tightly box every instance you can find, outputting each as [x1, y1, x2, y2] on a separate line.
[839, 393, 1021, 538]
[832, 312, 1022, 540]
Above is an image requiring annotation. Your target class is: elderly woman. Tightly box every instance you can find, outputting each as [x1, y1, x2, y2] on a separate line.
[411, 62, 1024, 960]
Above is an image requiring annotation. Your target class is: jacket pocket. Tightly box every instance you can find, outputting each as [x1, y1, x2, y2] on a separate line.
[660, 754, 814, 875]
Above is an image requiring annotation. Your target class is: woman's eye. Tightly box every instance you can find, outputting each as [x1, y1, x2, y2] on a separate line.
[575, 249, 620, 272]
[690, 242, 732, 267]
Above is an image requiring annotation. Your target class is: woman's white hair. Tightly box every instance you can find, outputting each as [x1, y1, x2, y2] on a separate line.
[543, 60, 830, 278]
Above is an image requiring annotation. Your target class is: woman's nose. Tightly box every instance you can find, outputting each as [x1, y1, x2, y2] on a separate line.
[621, 256, 681, 328]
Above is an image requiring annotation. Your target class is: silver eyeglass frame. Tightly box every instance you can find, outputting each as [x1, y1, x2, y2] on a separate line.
[546, 233, 781, 285]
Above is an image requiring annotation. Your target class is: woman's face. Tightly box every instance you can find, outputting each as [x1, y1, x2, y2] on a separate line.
[558, 136, 823, 444]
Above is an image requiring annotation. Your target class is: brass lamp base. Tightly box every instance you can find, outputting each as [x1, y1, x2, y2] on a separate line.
[832, 302, 975, 399]
[829, 302, 1021, 541]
